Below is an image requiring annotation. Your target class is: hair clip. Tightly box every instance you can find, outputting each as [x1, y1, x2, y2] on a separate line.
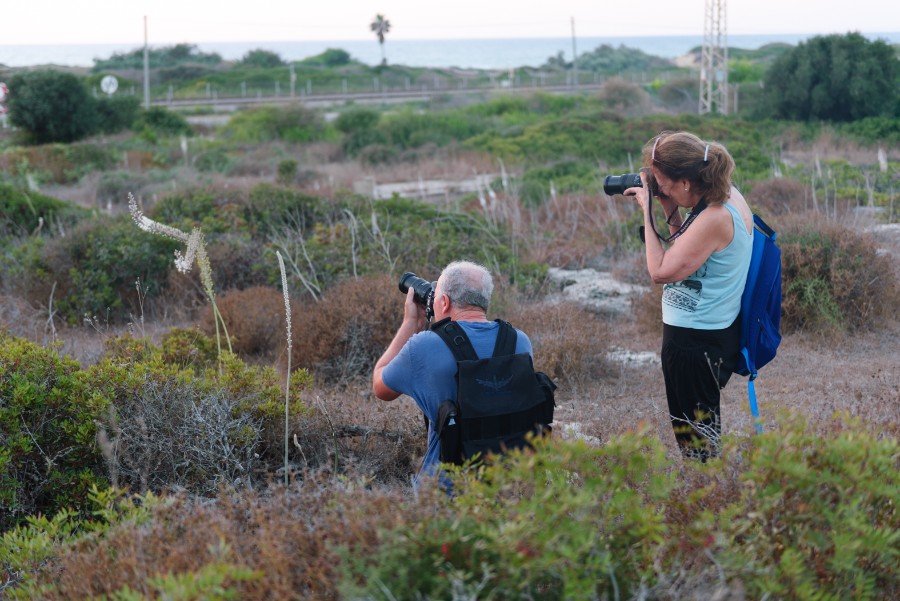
[651, 136, 661, 161]
[703, 144, 710, 163]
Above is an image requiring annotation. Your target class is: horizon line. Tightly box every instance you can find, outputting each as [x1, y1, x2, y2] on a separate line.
[2, 30, 898, 48]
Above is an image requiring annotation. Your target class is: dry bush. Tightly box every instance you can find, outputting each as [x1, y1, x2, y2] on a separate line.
[98, 378, 264, 495]
[503, 301, 612, 388]
[746, 178, 810, 216]
[779, 212, 900, 334]
[291, 384, 424, 484]
[199, 286, 286, 359]
[597, 77, 653, 117]
[0, 294, 44, 341]
[30, 481, 443, 601]
[288, 273, 401, 383]
[460, 191, 622, 268]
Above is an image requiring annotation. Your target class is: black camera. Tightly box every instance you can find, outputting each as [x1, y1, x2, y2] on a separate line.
[603, 172, 643, 196]
[399, 272, 435, 320]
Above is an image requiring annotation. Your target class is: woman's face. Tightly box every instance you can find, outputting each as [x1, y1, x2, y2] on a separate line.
[650, 167, 697, 208]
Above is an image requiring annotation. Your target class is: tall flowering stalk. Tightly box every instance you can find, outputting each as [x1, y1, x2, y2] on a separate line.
[276, 251, 293, 485]
[128, 193, 232, 355]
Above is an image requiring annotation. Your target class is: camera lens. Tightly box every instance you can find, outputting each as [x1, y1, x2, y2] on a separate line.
[603, 173, 643, 196]
[399, 272, 434, 303]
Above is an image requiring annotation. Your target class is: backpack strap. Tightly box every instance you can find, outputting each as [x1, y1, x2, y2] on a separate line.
[431, 317, 478, 361]
[491, 319, 518, 357]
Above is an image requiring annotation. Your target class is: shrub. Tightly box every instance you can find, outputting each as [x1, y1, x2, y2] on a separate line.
[0, 183, 90, 236]
[335, 108, 381, 134]
[288, 274, 401, 383]
[0, 333, 108, 530]
[746, 177, 810, 216]
[763, 33, 898, 122]
[343, 432, 674, 600]
[713, 416, 900, 600]
[276, 158, 298, 185]
[223, 105, 326, 143]
[94, 94, 141, 134]
[504, 301, 612, 388]
[39, 217, 180, 323]
[238, 48, 285, 68]
[597, 77, 652, 116]
[193, 147, 234, 173]
[88, 334, 312, 495]
[779, 213, 900, 333]
[98, 375, 265, 496]
[135, 106, 192, 137]
[300, 47, 353, 67]
[199, 286, 286, 358]
[6, 70, 98, 144]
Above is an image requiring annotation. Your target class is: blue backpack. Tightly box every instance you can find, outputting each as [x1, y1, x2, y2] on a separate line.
[734, 214, 783, 433]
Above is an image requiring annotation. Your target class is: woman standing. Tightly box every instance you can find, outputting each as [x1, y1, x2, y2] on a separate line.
[625, 131, 753, 460]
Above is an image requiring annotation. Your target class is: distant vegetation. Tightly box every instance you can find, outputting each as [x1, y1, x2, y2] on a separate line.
[761, 32, 898, 121]
[91, 43, 223, 71]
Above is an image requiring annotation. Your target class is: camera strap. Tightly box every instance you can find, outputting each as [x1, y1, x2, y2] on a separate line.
[640, 197, 707, 244]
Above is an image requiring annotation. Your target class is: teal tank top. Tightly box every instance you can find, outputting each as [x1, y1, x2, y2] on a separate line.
[661, 202, 753, 330]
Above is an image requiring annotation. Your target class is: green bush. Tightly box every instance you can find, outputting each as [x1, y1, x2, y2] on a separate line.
[0, 333, 109, 530]
[238, 48, 285, 68]
[762, 33, 898, 122]
[41, 217, 180, 323]
[193, 147, 234, 173]
[299, 48, 353, 67]
[6, 70, 98, 144]
[92, 43, 222, 71]
[223, 105, 327, 143]
[276, 158, 298, 185]
[135, 107, 192, 137]
[714, 416, 900, 599]
[342, 431, 674, 599]
[94, 94, 141, 134]
[0, 328, 314, 532]
[0, 183, 91, 236]
[335, 107, 381, 133]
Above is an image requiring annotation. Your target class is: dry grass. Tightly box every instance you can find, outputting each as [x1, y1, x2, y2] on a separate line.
[31, 480, 442, 601]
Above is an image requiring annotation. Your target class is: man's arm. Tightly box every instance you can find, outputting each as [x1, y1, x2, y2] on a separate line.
[373, 288, 425, 401]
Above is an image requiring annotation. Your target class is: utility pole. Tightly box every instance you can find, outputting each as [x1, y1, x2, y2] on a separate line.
[570, 16, 579, 90]
[699, 0, 728, 114]
[143, 16, 150, 109]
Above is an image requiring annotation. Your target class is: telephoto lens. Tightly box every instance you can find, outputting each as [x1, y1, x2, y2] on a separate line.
[398, 272, 436, 319]
[603, 173, 643, 196]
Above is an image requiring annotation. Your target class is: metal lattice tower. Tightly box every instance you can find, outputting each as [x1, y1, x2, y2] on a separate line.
[699, 0, 728, 114]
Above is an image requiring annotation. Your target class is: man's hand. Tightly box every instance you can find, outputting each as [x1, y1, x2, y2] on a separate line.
[403, 287, 427, 332]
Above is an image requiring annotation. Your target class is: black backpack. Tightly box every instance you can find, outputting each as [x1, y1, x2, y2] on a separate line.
[429, 318, 556, 465]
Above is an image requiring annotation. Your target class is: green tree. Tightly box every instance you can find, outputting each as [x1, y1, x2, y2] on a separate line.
[239, 48, 286, 68]
[762, 32, 898, 121]
[7, 70, 98, 144]
[370, 14, 391, 66]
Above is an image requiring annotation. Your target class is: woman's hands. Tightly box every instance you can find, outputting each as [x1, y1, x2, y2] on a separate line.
[625, 171, 678, 219]
[624, 172, 651, 212]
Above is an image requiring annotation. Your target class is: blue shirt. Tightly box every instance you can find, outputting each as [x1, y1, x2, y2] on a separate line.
[662, 202, 753, 329]
[382, 320, 533, 483]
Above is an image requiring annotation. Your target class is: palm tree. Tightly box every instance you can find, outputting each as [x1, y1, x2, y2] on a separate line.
[370, 14, 391, 66]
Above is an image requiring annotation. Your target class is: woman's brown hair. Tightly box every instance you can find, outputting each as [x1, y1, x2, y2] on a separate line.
[641, 131, 735, 205]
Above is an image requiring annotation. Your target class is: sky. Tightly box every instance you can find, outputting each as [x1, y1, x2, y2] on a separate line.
[2, 0, 898, 45]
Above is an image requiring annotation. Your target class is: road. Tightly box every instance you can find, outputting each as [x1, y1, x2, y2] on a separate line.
[154, 82, 606, 111]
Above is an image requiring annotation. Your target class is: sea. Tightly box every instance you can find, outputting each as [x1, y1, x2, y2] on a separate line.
[2, 33, 899, 70]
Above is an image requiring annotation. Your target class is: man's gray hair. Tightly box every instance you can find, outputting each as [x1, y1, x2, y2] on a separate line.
[440, 261, 493, 311]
